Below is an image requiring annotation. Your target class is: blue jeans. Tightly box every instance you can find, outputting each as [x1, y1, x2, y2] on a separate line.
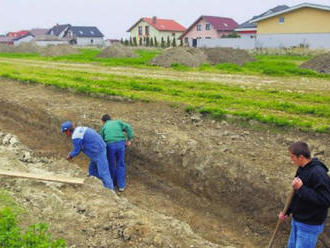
[107, 141, 126, 189]
[88, 149, 114, 190]
[288, 219, 324, 248]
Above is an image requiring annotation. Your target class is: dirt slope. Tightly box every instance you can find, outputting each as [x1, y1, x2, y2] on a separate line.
[0, 78, 329, 247]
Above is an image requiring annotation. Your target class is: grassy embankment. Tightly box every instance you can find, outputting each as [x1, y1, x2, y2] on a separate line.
[0, 48, 329, 132]
[0, 189, 66, 247]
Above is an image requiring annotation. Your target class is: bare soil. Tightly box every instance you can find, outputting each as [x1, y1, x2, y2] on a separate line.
[0, 78, 329, 248]
[98, 44, 138, 58]
[300, 52, 330, 74]
[150, 47, 255, 67]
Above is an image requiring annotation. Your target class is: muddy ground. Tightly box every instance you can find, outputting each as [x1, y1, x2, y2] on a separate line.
[0, 78, 329, 247]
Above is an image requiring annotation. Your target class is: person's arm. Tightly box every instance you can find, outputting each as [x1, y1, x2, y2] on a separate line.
[98, 126, 105, 140]
[121, 121, 134, 141]
[295, 169, 330, 207]
[68, 138, 83, 158]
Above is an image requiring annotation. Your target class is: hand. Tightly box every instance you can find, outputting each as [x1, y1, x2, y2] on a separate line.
[126, 140, 131, 147]
[66, 153, 72, 160]
[292, 177, 303, 190]
[278, 212, 288, 222]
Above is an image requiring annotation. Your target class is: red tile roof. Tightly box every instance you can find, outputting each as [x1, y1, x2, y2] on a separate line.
[7, 30, 30, 38]
[203, 16, 238, 31]
[127, 17, 186, 32]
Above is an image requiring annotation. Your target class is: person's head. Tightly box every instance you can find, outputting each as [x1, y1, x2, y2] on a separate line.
[288, 142, 311, 167]
[61, 121, 74, 137]
[101, 114, 111, 124]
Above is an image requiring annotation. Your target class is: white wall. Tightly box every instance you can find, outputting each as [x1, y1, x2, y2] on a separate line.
[34, 40, 69, 47]
[197, 37, 256, 49]
[256, 33, 330, 49]
[196, 33, 330, 49]
[76, 37, 104, 46]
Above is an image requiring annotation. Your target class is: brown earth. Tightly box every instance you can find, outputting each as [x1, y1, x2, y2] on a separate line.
[39, 45, 80, 57]
[0, 78, 329, 248]
[300, 52, 330, 74]
[98, 44, 138, 58]
[150, 47, 255, 67]
[150, 47, 209, 67]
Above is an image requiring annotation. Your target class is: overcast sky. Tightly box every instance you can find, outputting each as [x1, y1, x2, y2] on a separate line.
[1, 0, 329, 38]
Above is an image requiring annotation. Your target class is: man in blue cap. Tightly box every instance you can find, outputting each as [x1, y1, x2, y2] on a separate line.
[61, 121, 114, 191]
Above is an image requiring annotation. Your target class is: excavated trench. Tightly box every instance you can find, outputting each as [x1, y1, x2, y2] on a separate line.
[0, 79, 329, 247]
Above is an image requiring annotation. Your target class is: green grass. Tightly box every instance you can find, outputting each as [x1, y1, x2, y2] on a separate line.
[0, 48, 328, 78]
[0, 189, 66, 247]
[0, 61, 329, 133]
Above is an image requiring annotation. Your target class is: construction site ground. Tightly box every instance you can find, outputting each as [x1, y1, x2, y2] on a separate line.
[0, 70, 329, 247]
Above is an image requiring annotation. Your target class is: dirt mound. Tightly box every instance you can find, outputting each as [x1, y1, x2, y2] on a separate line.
[0, 42, 40, 54]
[300, 52, 330, 73]
[202, 47, 255, 65]
[150, 47, 209, 67]
[39, 45, 80, 57]
[150, 47, 254, 67]
[98, 44, 138, 58]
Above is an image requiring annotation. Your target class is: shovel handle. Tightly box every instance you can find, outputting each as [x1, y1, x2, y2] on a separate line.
[267, 188, 295, 248]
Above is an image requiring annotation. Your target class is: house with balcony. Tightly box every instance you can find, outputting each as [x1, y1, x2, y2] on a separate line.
[127, 17, 186, 46]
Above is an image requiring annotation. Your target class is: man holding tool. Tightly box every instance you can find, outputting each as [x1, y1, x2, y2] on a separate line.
[278, 141, 330, 248]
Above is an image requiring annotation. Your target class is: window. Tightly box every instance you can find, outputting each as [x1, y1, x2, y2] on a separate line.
[279, 17, 285, 23]
[223, 23, 228, 27]
[205, 24, 211, 30]
[145, 26, 149, 36]
[138, 26, 142, 35]
[197, 24, 202, 31]
[91, 39, 94, 44]
[172, 33, 176, 36]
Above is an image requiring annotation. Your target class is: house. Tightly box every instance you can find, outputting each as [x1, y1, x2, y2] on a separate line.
[235, 5, 289, 38]
[104, 39, 121, 46]
[180, 16, 238, 47]
[252, 3, 330, 48]
[33, 35, 69, 47]
[0, 36, 14, 45]
[48, 24, 104, 46]
[127, 17, 186, 45]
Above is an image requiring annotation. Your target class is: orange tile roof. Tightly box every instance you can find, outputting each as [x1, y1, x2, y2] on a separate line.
[127, 17, 186, 32]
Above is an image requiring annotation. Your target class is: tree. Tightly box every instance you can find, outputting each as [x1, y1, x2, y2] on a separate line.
[120, 38, 124, 44]
[124, 39, 129, 46]
[146, 37, 150, 47]
[179, 39, 183, 47]
[161, 37, 165, 48]
[166, 36, 171, 47]
[139, 38, 142, 46]
[129, 37, 133, 46]
[133, 37, 137, 46]
[154, 37, 158, 47]
[150, 37, 154, 47]
[172, 37, 177, 47]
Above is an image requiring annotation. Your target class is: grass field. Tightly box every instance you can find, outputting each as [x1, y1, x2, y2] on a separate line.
[0, 48, 329, 133]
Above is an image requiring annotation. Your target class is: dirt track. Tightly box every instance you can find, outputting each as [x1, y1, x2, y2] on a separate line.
[0, 78, 329, 247]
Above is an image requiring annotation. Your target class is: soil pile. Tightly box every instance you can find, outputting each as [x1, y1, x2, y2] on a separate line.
[202, 47, 255, 65]
[300, 52, 330, 73]
[150, 47, 209, 67]
[39, 45, 80, 57]
[150, 47, 254, 67]
[98, 44, 138, 58]
[0, 42, 40, 54]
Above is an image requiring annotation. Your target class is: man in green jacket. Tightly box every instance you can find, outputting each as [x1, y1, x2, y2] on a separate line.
[99, 114, 134, 192]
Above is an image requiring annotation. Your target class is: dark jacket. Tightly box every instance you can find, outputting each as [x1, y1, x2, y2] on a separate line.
[287, 158, 330, 225]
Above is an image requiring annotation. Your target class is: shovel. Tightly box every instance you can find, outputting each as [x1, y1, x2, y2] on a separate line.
[267, 188, 295, 248]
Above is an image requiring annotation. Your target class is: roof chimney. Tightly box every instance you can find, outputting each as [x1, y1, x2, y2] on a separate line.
[152, 16, 157, 24]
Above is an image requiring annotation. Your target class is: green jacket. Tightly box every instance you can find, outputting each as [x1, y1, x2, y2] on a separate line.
[99, 120, 134, 144]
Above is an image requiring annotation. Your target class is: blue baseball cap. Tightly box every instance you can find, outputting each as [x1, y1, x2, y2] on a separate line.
[61, 121, 73, 132]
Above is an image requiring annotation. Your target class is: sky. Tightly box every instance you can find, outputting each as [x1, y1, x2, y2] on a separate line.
[0, 0, 329, 38]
